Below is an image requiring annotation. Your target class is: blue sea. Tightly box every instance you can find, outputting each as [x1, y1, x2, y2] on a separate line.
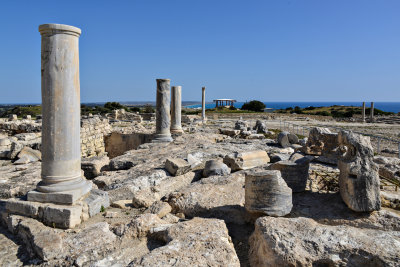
[185, 102, 400, 113]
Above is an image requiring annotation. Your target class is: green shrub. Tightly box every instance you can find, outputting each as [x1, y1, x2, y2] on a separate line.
[316, 111, 330, 116]
[130, 107, 141, 112]
[142, 104, 155, 113]
[229, 105, 237, 110]
[241, 100, 266, 112]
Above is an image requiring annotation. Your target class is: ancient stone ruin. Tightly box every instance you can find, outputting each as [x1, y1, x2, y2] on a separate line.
[0, 23, 399, 267]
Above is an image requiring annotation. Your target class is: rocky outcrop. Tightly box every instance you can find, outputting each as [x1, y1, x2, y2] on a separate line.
[245, 169, 292, 216]
[168, 172, 247, 224]
[130, 217, 240, 267]
[337, 131, 381, 212]
[249, 216, 400, 267]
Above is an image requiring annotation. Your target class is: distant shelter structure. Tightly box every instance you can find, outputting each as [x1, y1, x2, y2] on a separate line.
[214, 99, 237, 108]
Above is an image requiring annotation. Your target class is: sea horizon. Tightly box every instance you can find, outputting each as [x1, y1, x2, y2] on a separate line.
[1, 101, 400, 113]
[185, 101, 400, 113]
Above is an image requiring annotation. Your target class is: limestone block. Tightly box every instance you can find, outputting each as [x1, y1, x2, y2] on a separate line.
[165, 158, 191, 176]
[8, 215, 62, 261]
[16, 147, 42, 163]
[132, 189, 160, 208]
[168, 172, 247, 224]
[303, 127, 339, 161]
[269, 153, 290, 163]
[287, 133, 299, 144]
[277, 131, 290, 148]
[337, 131, 381, 212]
[5, 198, 82, 229]
[268, 157, 310, 192]
[203, 159, 231, 177]
[42, 204, 82, 229]
[245, 169, 292, 216]
[111, 200, 132, 209]
[145, 201, 172, 218]
[83, 189, 110, 217]
[219, 128, 240, 137]
[8, 114, 18, 121]
[224, 150, 270, 171]
[234, 120, 249, 131]
[253, 120, 268, 134]
[249, 216, 400, 267]
[130, 217, 240, 267]
[124, 213, 170, 238]
[81, 156, 110, 179]
[5, 199, 41, 218]
[0, 137, 11, 147]
[7, 141, 23, 159]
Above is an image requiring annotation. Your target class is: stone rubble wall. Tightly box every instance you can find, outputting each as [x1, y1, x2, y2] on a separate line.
[80, 117, 112, 158]
[0, 119, 42, 135]
[1, 116, 113, 158]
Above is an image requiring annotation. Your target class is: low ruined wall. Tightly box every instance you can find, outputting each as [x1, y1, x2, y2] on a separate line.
[0, 120, 42, 135]
[80, 117, 112, 158]
[104, 132, 153, 158]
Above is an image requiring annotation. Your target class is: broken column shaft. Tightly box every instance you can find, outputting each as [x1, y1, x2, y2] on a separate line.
[28, 24, 92, 204]
[202, 87, 206, 122]
[170, 86, 183, 133]
[362, 102, 366, 123]
[370, 102, 374, 121]
[153, 79, 173, 142]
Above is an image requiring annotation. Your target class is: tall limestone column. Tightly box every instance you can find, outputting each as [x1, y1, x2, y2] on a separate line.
[202, 86, 206, 122]
[28, 24, 92, 204]
[362, 102, 366, 123]
[170, 86, 183, 133]
[370, 102, 374, 121]
[153, 79, 173, 142]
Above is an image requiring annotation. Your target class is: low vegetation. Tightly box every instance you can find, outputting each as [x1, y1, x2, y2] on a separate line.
[0, 102, 156, 118]
[275, 105, 395, 118]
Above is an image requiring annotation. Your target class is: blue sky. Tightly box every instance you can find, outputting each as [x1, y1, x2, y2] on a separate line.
[0, 0, 399, 103]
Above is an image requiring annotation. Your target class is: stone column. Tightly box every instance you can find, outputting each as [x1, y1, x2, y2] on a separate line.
[362, 102, 366, 123]
[370, 102, 374, 121]
[28, 24, 91, 205]
[202, 87, 206, 122]
[153, 79, 173, 142]
[170, 86, 183, 134]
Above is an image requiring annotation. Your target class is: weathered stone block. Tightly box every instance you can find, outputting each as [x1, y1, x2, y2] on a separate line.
[245, 169, 292, 216]
[165, 158, 191, 176]
[81, 156, 110, 179]
[277, 131, 290, 148]
[249, 216, 400, 267]
[268, 157, 310, 192]
[224, 150, 270, 171]
[83, 189, 110, 217]
[42, 204, 82, 229]
[203, 159, 231, 177]
[337, 131, 381, 212]
[145, 201, 172, 218]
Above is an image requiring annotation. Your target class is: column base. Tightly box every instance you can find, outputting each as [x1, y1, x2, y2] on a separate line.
[152, 133, 173, 143]
[27, 180, 92, 205]
[4, 189, 109, 229]
[170, 128, 184, 134]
